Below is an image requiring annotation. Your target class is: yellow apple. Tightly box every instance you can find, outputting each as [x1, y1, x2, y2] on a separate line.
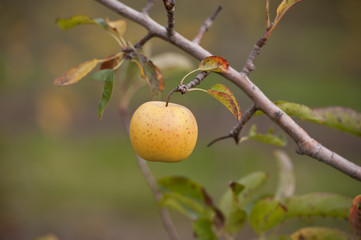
[129, 101, 198, 162]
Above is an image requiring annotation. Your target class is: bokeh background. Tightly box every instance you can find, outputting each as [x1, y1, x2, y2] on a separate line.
[1, 0, 360, 239]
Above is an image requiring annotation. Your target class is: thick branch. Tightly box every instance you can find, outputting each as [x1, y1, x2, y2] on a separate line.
[193, 5, 223, 45]
[95, 0, 361, 181]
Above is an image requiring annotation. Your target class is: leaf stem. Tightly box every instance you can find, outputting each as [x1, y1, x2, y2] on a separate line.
[179, 69, 199, 85]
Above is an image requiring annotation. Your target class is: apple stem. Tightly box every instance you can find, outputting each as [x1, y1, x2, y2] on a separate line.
[166, 87, 179, 107]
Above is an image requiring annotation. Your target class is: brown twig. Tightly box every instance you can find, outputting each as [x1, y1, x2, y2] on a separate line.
[162, 0, 175, 37]
[208, 104, 258, 146]
[96, 0, 361, 182]
[134, 32, 154, 50]
[241, 31, 268, 75]
[193, 5, 223, 44]
[166, 71, 209, 106]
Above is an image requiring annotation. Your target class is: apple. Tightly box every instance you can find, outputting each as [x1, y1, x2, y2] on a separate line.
[129, 101, 198, 162]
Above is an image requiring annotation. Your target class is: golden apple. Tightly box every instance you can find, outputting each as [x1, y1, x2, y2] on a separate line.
[129, 101, 198, 162]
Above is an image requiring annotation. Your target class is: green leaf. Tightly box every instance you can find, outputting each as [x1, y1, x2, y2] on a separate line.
[291, 227, 351, 240]
[198, 56, 230, 73]
[97, 69, 114, 119]
[225, 204, 247, 234]
[249, 193, 352, 233]
[56, 15, 97, 30]
[274, 101, 323, 123]
[135, 53, 164, 99]
[54, 58, 100, 86]
[219, 171, 268, 233]
[249, 197, 288, 234]
[207, 84, 241, 120]
[246, 125, 287, 146]
[192, 218, 217, 240]
[350, 195, 361, 238]
[157, 176, 219, 221]
[274, 150, 295, 201]
[274, 101, 361, 137]
[314, 107, 361, 137]
[287, 193, 352, 219]
[91, 69, 113, 82]
[219, 172, 269, 214]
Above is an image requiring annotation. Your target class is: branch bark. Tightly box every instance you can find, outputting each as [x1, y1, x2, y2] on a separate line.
[95, 0, 361, 180]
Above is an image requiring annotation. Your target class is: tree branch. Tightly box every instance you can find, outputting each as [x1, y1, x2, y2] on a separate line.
[95, 0, 361, 180]
[142, 0, 155, 15]
[193, 5, 223, 45]
[162, 0, 175, 37]
[208, 104, 258, 146]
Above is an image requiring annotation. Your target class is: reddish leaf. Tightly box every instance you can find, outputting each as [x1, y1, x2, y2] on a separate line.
[54, 58, 99, 86]
[198, 56, 229, 73]
[100, 55, 122, 70]
[207, 84, 241, 120]
[350, 195, 361, 237]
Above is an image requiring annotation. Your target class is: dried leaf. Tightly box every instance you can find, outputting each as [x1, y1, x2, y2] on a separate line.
[56, 15, 96, 30]
[97, 69, 114, 119]
[207, 84, 241, 120]
[105, 18, 127, 37]
[135, 53, 164, 99]
[54, 59, 99, 86]
[198, 56, 230, 73]
[100, 54, 123, 70]
[350, 195, 361, 238]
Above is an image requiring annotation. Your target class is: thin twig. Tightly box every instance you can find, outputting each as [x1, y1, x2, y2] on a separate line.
[96, 0, 361, 181]
[143, 0, 155, 15]
[208, 104, 258, 146]
[134, 32, 154, 50]
[166, 71, 209, 106]
[193, 5, 223, 44]
[162, 0, 175, 37]
[241, 31, 268, 75]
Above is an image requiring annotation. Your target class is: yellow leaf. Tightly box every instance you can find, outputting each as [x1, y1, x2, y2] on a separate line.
[207, 84, 241, 120]
[54, 59, 99, 86]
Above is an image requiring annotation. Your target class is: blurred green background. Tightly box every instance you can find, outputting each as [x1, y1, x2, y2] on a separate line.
[1, 0, 360, 239]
